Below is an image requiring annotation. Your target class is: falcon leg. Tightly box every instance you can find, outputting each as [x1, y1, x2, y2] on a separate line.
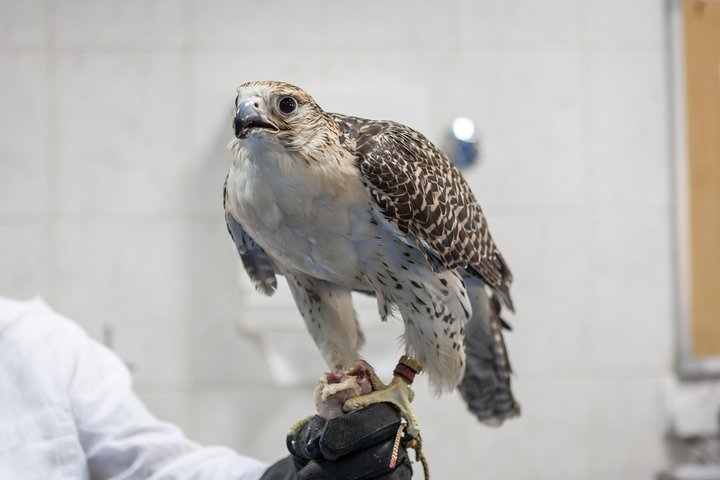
[343, 355, 423, 440]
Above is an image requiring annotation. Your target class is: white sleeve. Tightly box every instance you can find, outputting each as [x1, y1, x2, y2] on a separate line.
[61, 319, 270, 480]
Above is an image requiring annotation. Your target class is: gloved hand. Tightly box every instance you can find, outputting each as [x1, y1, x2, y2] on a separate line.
[260, 403, 412, 480]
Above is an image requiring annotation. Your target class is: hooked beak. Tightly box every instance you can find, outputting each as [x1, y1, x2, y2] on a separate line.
[233, 100, 279, 139]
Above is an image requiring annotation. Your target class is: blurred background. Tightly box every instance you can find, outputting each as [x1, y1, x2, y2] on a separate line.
[1, 0, 719, 479]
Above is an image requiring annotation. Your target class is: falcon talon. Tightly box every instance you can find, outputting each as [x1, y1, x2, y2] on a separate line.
[404, 435, 430, 480]
[341, 362, 421, 440]
[286, 414, 315, 439]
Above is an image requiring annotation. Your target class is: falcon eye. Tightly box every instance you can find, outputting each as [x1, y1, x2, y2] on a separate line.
[278, 96, 297, 115]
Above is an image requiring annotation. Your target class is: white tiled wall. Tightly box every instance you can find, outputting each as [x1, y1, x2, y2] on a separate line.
[0, 0, 674, 478]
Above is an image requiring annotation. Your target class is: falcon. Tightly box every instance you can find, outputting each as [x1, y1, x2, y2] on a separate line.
[224, 81, 519, 439]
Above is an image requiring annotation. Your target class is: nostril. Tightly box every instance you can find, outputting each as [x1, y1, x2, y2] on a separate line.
[253, 102, 259, 108]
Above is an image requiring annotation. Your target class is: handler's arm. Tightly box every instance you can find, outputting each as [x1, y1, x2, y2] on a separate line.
[62, 319, 268, 480]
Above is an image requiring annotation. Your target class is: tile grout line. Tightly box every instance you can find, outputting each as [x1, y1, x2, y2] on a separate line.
[577, 2, 600, 372]
[44, 0, 58, 305]
[183, 0, 202, 436]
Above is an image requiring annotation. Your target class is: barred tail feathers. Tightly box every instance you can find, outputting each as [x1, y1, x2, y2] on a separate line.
[457, 279, 520, 425]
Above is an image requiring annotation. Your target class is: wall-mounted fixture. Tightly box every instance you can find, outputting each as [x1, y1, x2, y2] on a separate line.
[445, 117, 480, 169]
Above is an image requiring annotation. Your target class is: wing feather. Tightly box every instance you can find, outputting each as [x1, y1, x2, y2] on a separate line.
[331, 113, 514, 310]
[223, 178, 277, 296]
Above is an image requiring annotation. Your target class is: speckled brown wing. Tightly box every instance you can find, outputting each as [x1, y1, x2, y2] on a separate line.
[331, 113, 514, 311]
[223, 177, 278, 296]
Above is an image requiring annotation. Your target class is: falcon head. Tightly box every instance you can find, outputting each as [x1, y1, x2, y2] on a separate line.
[232, 81, 339, 156]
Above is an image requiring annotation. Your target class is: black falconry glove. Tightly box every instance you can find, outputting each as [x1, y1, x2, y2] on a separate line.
[260, 403, 412, 480]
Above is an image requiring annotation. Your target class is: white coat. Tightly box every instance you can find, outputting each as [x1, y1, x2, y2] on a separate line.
[0, 297, 269, 480]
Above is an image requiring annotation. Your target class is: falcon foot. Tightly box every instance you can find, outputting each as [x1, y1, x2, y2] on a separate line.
[343, 355, 423, 440]
[286, 414, 316, 439]
[312, 357, 430, 478]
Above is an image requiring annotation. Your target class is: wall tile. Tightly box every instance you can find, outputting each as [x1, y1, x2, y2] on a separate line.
[186, 222, 275, 387]
[0, 225, 50, 300]
[51, 222, 204, 384]
[587, 53, 670, 213]
[51, 53, 191, 217]
[583, 377, 667, 478]
[135, 388, 193, 434]
[582, 0, 665, 54]
[488, 215, 595, 373]
[318, 0, 455, 53]
[409, 374, 666, 479]
[458, 0, 582, 53]
[409, 378, 593, 479]
[189, 0, 324, 51]
[191, 323, 273, 387]
[187, 387, 314, 462]
[0, 1, 45, 47]
[50, 220, 271, 386]
[461, 53, 587, 212]
[0, 54, 47, 217]
[51, 0, 185, 49]
[113, 317, 193, 386]
[186, 5, 453, 61]
[586, 214, 674, 370]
